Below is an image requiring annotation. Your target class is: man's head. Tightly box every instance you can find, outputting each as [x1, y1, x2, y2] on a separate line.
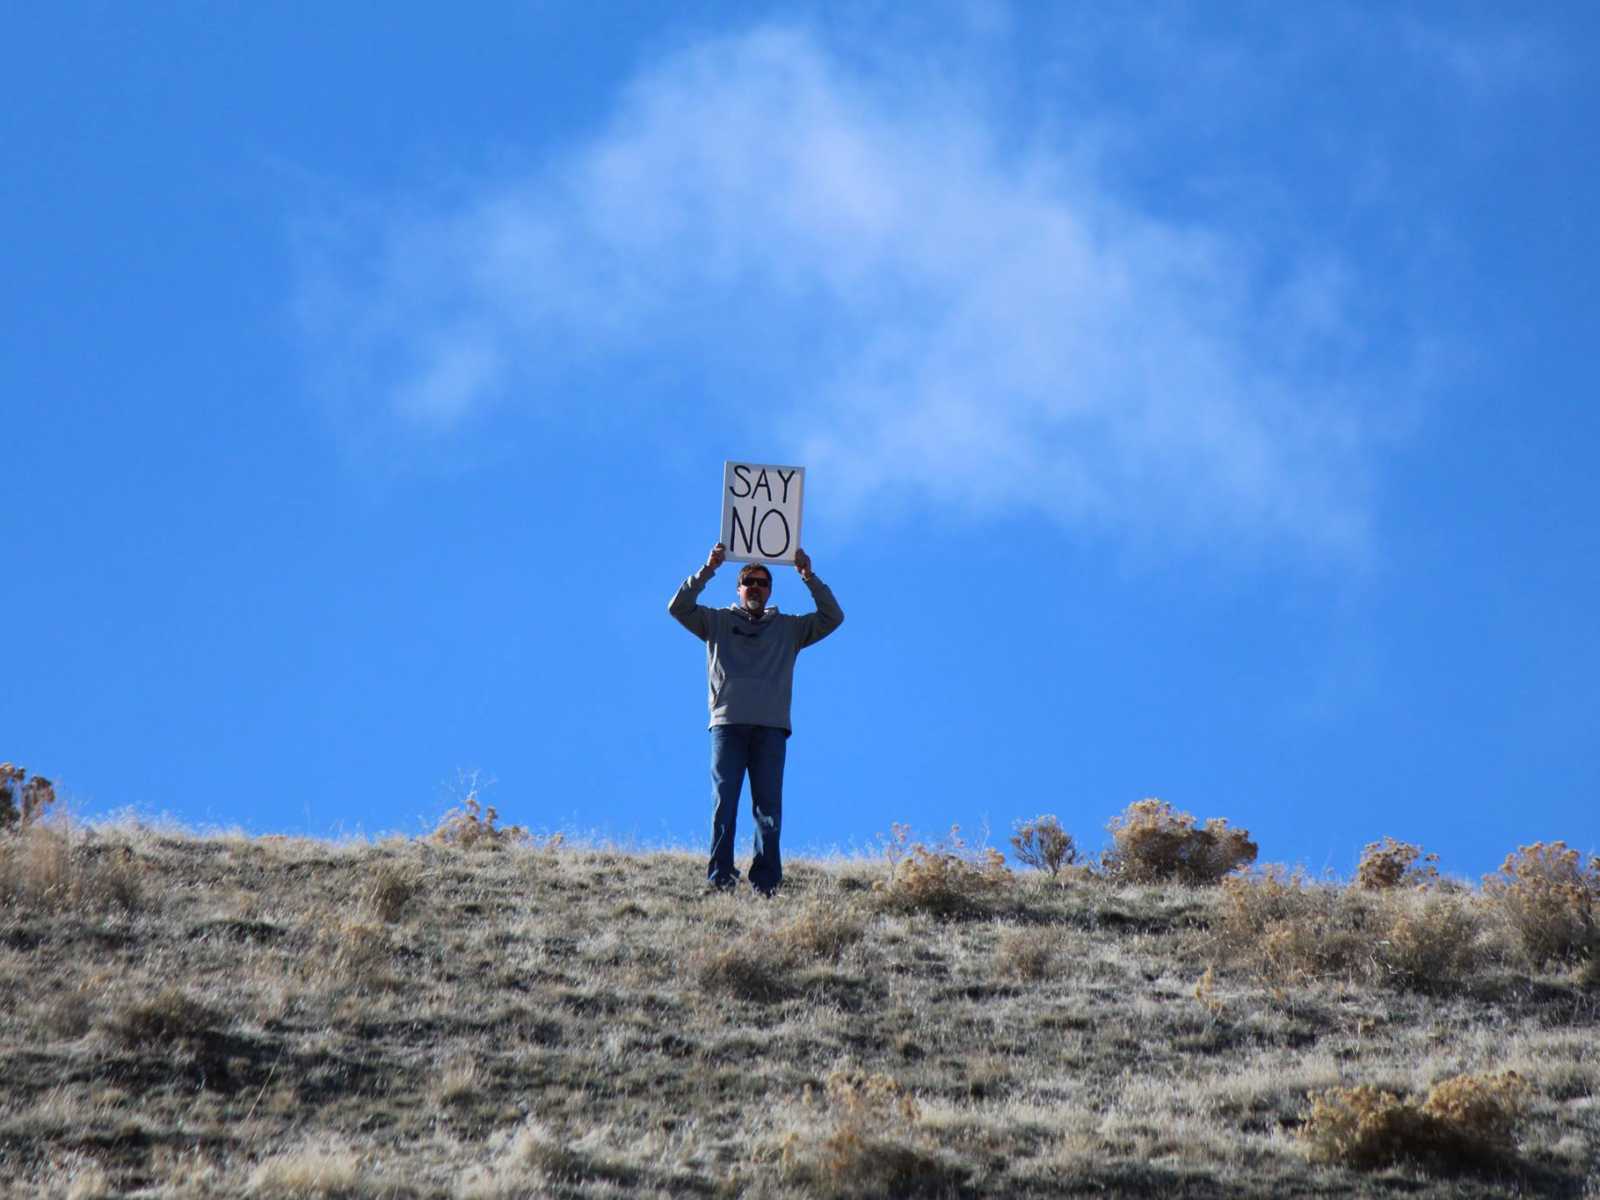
[737, 563, 773, 613]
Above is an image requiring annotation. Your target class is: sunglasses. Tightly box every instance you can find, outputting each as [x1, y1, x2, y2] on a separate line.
[740, 577, 772, 589]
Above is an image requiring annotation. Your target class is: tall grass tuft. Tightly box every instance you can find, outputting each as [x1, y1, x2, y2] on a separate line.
[0, 824, 143, 914]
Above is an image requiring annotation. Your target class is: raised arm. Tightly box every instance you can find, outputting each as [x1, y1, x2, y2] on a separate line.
[792, 548, 844, 648]
[668, 543, 725, 640]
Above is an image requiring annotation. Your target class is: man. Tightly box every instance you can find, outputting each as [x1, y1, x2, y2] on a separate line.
[669, 542, 844, 895]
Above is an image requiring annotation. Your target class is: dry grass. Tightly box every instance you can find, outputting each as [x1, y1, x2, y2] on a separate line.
[0, 823, 143, 913]
[0, 823, 1594, 1198]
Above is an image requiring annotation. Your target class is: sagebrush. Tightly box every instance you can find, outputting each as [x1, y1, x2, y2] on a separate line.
[1483, 841, 1598, 967]
[872, 823, 1010, 917]
[1102, 798, 1257, 885]
[1010, 814, 1077, 878]
[1355, 837, 1440, 890]
[1301, 1072, 1530, 1171]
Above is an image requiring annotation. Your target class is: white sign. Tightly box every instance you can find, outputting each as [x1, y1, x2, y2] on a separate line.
[720, 461, 805, 564]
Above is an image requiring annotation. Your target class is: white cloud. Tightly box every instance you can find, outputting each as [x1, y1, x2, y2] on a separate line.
[295, 25, 1403, 560]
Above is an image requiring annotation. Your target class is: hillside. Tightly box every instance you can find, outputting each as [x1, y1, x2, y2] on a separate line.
[0, 818, 1595, 1198]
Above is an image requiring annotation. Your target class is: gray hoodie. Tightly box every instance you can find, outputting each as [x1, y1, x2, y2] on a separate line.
[669, 568, 844, 732]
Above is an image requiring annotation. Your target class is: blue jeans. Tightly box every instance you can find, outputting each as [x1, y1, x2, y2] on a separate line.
[707, 723, 788, 893]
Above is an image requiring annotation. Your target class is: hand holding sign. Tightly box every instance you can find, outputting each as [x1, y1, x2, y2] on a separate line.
[720, 461, 805, 565]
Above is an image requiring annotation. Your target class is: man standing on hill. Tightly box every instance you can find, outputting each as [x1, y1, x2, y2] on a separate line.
[669, 543, 844, 896]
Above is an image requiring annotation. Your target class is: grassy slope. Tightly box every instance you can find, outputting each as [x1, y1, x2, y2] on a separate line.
[0, 826, 1596, 1199]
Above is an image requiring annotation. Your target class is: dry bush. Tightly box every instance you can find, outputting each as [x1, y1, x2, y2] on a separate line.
[993, 926, 1058, 981]
[1483, 842, 1599, 967]
[1300, 1072, 1530, 1171]
[1215, 869, 1483, 990]
[1375, 891, 1484, 989]
[428, 790, 530, 851]
[1010, 814, 1077, 878]
[694, 932, 793, 1002]
[1215, 868, 1363, 983]
[780, 1070, 964, 1198]
[0, 762, 56, 831]
[0, 825, 143, 914]
[872, 824, 1011, 918]
[1102, 799, 1257, 885]
[102, 987, 229, 1051]
[1354, 838, 1440, 890]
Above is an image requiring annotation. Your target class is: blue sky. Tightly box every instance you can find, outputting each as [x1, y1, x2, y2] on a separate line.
[6, 2, 1596, 879]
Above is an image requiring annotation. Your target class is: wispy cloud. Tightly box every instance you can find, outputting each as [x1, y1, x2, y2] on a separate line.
[294, 23, 1424, 560]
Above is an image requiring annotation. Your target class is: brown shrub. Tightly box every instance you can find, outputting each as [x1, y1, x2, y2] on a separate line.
[1375, 892, 1483, 989]
[1102, 799, 1256, 885]
[1483, 842, 1599, 967]
[1215, 869, 1483, 990]
[993, 927, 1058, 981]
[428, 790, 530, 850]
[1216, 868, 1363, 983]
[103, 988, 230, 1051]
[1300, 1072, 1530, 1171]
[780, 1070, 964, 1198]
[1354, 838, 1439, 890]
[0, 763, 56, 832]
[872, 824, 1011, 917]
[693, 934, 792, 1003]
[1010, 815, 1077, 878]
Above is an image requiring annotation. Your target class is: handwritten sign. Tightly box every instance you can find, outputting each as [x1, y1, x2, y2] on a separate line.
[721, 461, 805, 565]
